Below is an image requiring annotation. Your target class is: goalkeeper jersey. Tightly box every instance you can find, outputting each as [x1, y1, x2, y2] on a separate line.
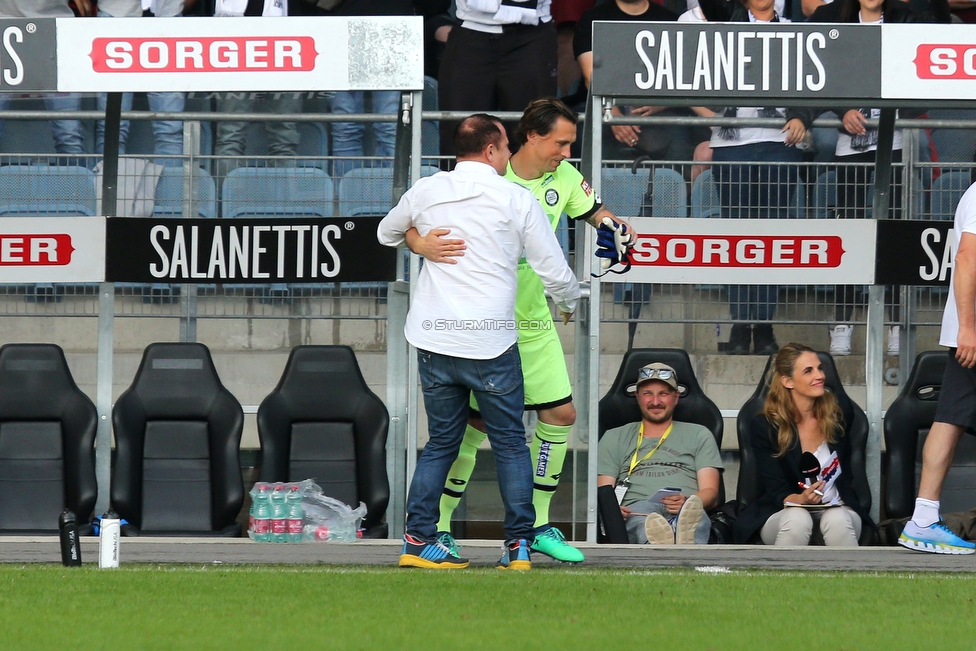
[505, 160, 600, 328]
[505, 160, 600, 231]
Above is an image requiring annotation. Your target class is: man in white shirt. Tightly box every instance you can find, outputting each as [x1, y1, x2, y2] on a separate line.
[899, 181, 976, 555]
[378, 114, 579, 570]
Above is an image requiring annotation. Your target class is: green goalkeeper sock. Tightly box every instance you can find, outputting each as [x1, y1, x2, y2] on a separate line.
[531, 421, 571, 528]
[436, 424, 487, 533]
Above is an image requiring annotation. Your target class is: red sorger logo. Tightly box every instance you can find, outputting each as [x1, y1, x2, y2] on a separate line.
[914, 44, 976, 79]
[0, 234, 73, 266]
[630, 235, 844, 268]
[89, 37, 319, 73]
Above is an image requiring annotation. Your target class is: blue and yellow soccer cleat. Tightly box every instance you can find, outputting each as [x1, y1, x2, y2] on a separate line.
[399, 533, 470, 569]
[898, 521, 976, 555]
[496, 538, 532, 571]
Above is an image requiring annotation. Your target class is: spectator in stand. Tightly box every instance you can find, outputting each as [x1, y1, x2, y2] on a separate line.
[436, 0, 558, 157]
[0, 1, 88, 157]
[552, 0, 594, 104]
[294, 0, 447, 178]
[573, 0, 709, 165]
[698, 0, 818, 356]
[95, 0, 188, 166]
[292, 0, 450, 176]
[213, 0, 302, 182]
[809, 0, 950, 357]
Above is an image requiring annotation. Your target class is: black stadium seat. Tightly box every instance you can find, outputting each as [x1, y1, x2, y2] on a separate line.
[884, 351, 976, 520]
[257, 346, 390, 538]
[736, 352, 873, 544]
[112, 343, 244, 536]
[0, 344, 97, 533]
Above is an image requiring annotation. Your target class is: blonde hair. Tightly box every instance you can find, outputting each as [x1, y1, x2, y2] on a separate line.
[761, 342, 843, 457]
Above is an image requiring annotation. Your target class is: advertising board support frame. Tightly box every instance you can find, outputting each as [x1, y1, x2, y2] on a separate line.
[863, 109, 897, 524]
[385, 90, 424, 539]
[94, 92, 123, 515]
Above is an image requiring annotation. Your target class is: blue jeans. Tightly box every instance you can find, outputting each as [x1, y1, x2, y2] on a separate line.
[330, 90, 399, 178]
[407, 345, 536, 543]
[94, 8, 184, 165]
[712, 141, 803, 322]
[0, 94, 85, 155]
[96, 91, 186, 164]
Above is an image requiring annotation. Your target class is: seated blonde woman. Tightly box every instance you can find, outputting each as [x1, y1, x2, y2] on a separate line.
[734, 343, 872, 545]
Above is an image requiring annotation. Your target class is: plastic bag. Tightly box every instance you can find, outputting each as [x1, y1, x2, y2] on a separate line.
[247, 479, 366, 543]
[301, 489, 367, 542]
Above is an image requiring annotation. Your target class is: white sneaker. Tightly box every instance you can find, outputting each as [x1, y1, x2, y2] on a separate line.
[829, 324, 853, 356]
[887, 325, 901, 357]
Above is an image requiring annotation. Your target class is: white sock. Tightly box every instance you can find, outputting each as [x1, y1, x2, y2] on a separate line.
[911, 498, 941, 527]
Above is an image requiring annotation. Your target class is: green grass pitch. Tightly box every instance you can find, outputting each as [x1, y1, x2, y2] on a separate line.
[2, 565, 974, 650]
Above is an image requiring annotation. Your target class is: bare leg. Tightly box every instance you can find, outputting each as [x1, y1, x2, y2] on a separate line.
[917, 421, 965, 501]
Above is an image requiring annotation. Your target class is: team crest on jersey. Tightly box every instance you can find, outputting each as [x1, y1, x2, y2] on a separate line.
[545, 188, 559, 206]
[581, 180, 593, 196]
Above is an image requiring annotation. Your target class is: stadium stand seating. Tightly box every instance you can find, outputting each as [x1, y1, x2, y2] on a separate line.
[601, 166, 649, 218]
[221, 167, 335, 299]
[648, 168, 688, 218]
[884, 351, 976, 523]
[0, 164, 96, 217]
[596, 348, 724, 543]
[257, 345, 390, 538]
[736, 352, 874, 544]
[690, 169, 721, 219]
[0, 344, 97, 534]
[929, 169, 971, 221]
[112, 343, 244, 536]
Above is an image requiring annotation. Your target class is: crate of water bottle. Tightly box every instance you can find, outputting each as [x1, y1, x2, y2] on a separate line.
[248, 480, 315, 543]
[301, 491, 367, 543]
[247, 480, 366, 543]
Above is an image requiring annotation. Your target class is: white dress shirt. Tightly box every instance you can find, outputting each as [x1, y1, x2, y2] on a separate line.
[378, 160, 580, 360]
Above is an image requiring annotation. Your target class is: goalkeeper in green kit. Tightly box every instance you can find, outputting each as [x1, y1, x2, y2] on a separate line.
[406, 99, 634, 562]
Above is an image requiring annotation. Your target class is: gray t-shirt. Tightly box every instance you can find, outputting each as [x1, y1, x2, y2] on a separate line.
[0, 1, 74, 17]
[598, 420, 723, 506]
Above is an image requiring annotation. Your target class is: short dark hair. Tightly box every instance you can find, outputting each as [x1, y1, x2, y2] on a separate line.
[453, 114, 503, 158]
[514, 98, 577, 146]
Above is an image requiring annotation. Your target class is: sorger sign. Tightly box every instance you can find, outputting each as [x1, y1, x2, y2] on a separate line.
[0, 234, 73, 266]
[55, 16, 423, 93]
[882, 25, 976, 100]
[90, 37, 317, 74]
[605, 218, 876, 284]
[0, 217, 104, 283]
[631, 235, 843, 268]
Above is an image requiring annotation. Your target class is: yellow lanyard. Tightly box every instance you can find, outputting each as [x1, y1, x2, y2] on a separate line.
[627, 422, 673, 478]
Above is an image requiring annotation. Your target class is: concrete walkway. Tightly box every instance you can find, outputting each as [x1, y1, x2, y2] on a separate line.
[3, 537, 974, 572]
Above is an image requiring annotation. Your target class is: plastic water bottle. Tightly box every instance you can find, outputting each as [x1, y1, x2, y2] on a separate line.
[270, 485, 288, 543]
[251, 484, 272, 542]
[58, 509, 82, 567]
[98, 510, 121, 569]
[286, 485, 304, 543]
